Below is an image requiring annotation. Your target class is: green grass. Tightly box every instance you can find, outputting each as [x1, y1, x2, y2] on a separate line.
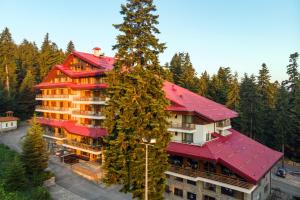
[0, 144, 51, 200]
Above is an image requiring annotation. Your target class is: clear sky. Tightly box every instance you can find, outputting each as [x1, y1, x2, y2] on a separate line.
[0, 0, 299, 81]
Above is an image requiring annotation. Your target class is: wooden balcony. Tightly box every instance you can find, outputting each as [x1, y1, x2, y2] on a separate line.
[35, 105, 69, 112]
[216, 120, 231, 128]
[36, 94, 69, 99]
[169, 122, 196, 130]
[73, 96, 105, 101]
[63, 140, 102, 154]
[43, 131, 66, 140]
[72, 110, 104, 117]
[168, 165, 253, 189]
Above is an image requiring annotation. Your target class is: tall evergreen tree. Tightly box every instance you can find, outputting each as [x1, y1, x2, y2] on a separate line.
[273, 83, 291, 155]
[66, 40, 75, 55]
[104, 0, 170, 199]
[239, 74, 261, 139]
[21, 116, 48, 177]
[226, 72, 240, 110]
[285, 52, 300, 160]
[16, 70, 36, 119]
[0, 27, 17, 102]
[15, 39, 39, 86]
[197, 71, 210, 97]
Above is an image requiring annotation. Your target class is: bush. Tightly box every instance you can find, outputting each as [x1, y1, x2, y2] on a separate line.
[31, 186, 51, 200]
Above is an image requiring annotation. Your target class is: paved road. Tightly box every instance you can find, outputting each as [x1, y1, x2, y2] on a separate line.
[0, 123, 131, 200]
[271, 173, 300, 198]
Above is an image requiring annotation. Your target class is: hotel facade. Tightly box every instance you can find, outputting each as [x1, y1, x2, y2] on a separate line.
[35, 48, 282, 200]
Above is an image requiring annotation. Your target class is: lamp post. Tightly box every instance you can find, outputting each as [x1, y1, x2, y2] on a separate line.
[141, 138, 156, 200]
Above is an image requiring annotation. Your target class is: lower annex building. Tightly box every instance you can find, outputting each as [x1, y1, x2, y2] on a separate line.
[35, 48, 282, 200]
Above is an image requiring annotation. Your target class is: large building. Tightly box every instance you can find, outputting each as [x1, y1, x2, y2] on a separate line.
[35, 48, 282, 200]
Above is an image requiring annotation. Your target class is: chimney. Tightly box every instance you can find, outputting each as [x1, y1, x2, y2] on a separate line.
[93, 47, 101, 57]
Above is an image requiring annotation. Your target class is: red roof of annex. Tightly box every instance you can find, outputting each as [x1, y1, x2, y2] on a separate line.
[167, 129, 282, 184]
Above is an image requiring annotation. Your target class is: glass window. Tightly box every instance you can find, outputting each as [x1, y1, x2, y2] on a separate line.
[165, 185, 171, 193]
[174, 188, 183, 197]
[221, 187, 235, 197]
[175, 177, 183, 182]
[204, 162, 216, 173]
[204, 195, 216, 200]
[187, 192, 196, 200]
[187, 180, 196, 186]
[204, 182, 216, 192]
[182, 133, 193, 143]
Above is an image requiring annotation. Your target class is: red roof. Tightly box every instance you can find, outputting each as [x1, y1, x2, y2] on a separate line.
[163, 81, 238, 121]
[55, 65, 108, 78]
[0, 117, 19, 122]
[73, 51, 114, 69]
[167, 129, 283, 184]
[37, 118, 107, 138]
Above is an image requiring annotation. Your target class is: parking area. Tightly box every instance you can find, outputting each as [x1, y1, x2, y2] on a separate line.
[0, 123, 131, 200]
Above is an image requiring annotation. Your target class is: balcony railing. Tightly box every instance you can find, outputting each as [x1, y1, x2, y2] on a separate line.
[72, 110, 104, 117]
[168, 165, 253, 189]
[73, 96, 106, 102]
[63, 140, 102, 152]
[216, 120, 231, 128]
[36, 94, 69, 99]
[43, 131, 66, 139]
[169, 122, 196, 130]
[35, 105, 69, 112]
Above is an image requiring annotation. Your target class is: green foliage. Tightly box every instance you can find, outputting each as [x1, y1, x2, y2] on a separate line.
[21, 116, 49, 177]
[4, 156, 27, 192]
[104, 0, 170, 199]
[66, 40, 75, 55]
[197, 71, 210, 97]
[0, 144, 51, 200]
[169, 52, 199, 92]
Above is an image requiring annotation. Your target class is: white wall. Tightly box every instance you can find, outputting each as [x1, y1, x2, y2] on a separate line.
[194, 123, 215, 145]
[0, 121, 17, 130]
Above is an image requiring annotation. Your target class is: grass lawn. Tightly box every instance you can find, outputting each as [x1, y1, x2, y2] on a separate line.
[0, 144, 51, 200]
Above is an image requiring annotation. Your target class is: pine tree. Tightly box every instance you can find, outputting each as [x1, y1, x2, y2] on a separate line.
[39, 34, 64, 80]
[273, 83, 290, 154]
[208, 67, 232, 104]
[197, 71, 210, 97]
[104, 0, 170, 199]
[285, 52, 300, 160]
[0, 27, 17, 101]
[169, 53, 183, 84]
[16, 39, 39, 86]
[66, 40, 75, 55]
[21, 116, 48, 177]
[239, 74, 261, 139]
[16, 70, 36, 119]
[226, 72, 240, 110]
[4, 156, 27, 192]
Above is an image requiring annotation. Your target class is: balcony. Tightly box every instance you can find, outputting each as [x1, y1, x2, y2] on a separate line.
[168, 122, 196, 132]
[62, 140, 102, 155]
[216, 120, 231, 130]
[35, 105, 70, 114]
[72, 110, 105, 119]
[43, 131, 66, 140]
[36, 94, 70, 101]
[72, 96, 107, 104]
[167, 165, 253, 190]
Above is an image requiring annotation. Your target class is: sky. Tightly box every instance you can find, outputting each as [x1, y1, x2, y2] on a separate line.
[0, 0, 299, 81]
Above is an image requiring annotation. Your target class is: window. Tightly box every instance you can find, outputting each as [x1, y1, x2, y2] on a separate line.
[174, 132, 178, 136]
[6, 123, 8, 127]
[204, 182, 216, 192]
[187, 180, 196, 186]
[204, 195, 215, 200]
[188, 158, 198, 169]
[187, 192, 197, 200]
[175, 114, 178, 119]
[11, 122, 13, 126]
[221, 187, 235, 197]
[174, 188, 183, 197]
[204, 162, 216, 173]
[206, 132, 210, 141]
[182, 133, 193, 143]
[166, 174, 170, 179]
[175, 177, 183, 182]
[264, 184, 269, 193]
